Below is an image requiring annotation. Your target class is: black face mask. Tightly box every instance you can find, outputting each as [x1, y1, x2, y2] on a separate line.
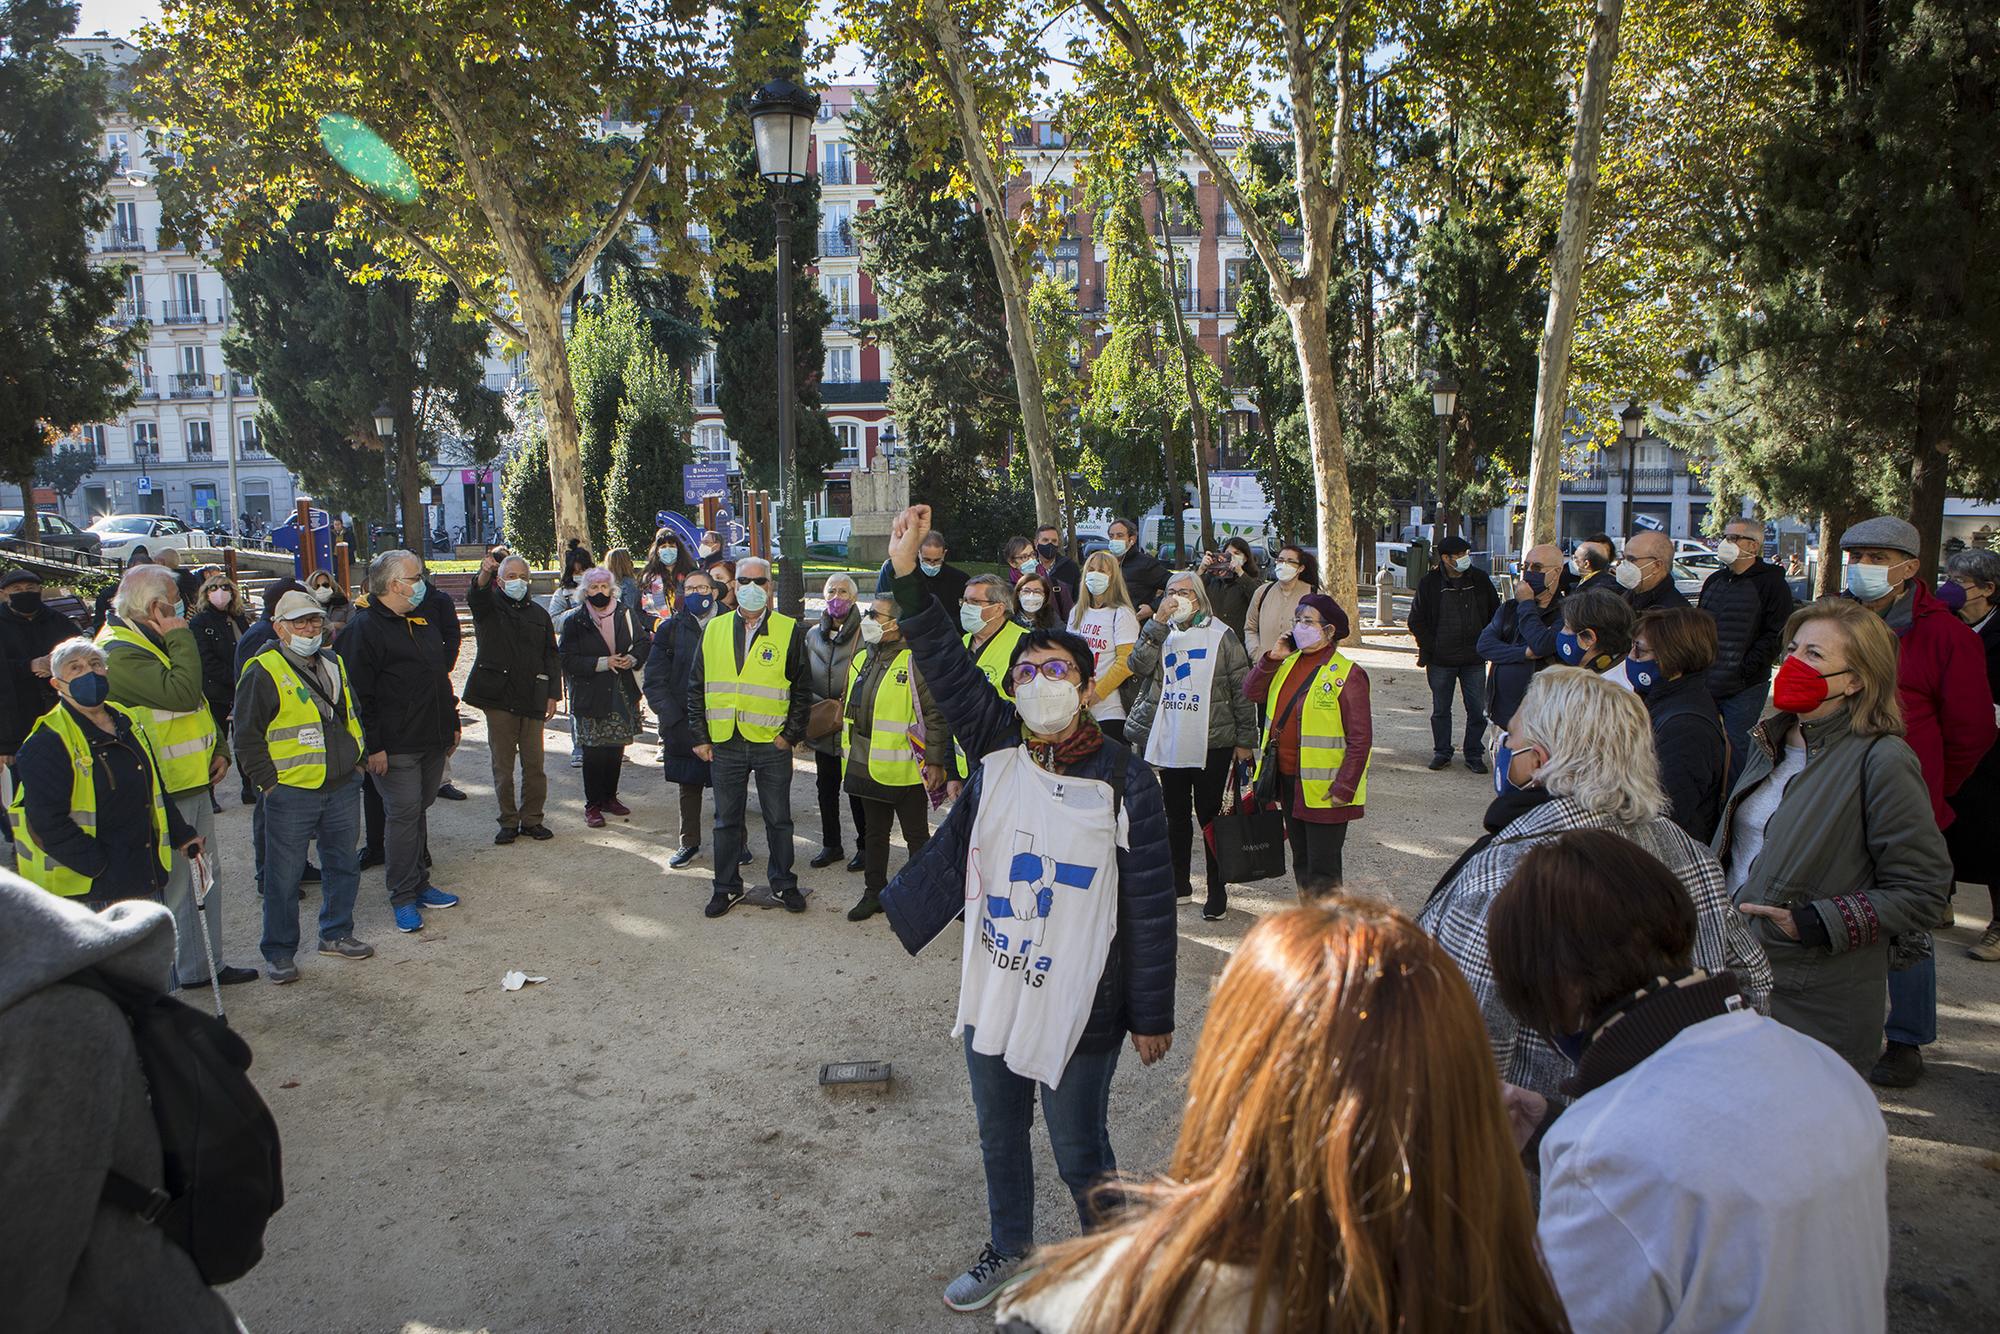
[9, 591, 42, 615]
[587, 592, 613, 608]
[1036, 542, 1059, 561]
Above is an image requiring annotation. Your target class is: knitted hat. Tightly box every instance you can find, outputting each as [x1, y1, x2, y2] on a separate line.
[1838, 515, 1920, 557]
[1296, 592, 1349, 641]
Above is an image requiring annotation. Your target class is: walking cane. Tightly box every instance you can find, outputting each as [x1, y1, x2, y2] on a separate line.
[190, 849, 225, 1020]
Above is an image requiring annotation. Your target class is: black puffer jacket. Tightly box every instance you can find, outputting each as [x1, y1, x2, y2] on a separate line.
[642, 609, 710, 761]
[559, 604, 650, 721]
[1646, 673, 1728, 843]
[1409, 565, 1501, 668]
[1698, 560, 1794, 698]
[462, 577, 561, 718]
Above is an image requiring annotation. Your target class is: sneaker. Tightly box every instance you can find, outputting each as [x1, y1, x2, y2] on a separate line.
[845, 851, 865, 873]
[704, 889, 743, 919]
[777, 886, 808, 914]
[669, 845, 700, 869]
[569, 753, 583, 769]
[437, 783, 468, 801]
[495, 826, 520, 845]
[1970, 925, 2000, 962]
[1202, 894, 1228, 922]
[394, 904, 424, 933]
[943, 1243, 1027, 1313]
[1464, 755, 1488, 775]
[808, 846, 845, 869]
[301, 861, 322, 883]
[740, 848, 755, 866]
[602, 797, 631, 817]
[1869, 1040, 1924, 1088]
[522, 824, 554, 841]
[585, 806, 606, 829]
[1426, 754, 1451, 771]
[359, 847, 386, 870]
[846, 891, 882, 922]
[418, 886, 460, 909]
[267, 957, 300, 985]
[216, 965, 260, 986]
[318, 935, 375, 960]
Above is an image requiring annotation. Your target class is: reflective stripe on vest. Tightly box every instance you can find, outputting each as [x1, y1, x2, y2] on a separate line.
[6, 702, 172, 897]
[95, 623, 218, 792]
[700, 612, 798, 744]
[844, 645, 923, 786]
[1253, 651, 1369, 810]
[954, 620, 1027, 778]
[250, 648, 365, 789]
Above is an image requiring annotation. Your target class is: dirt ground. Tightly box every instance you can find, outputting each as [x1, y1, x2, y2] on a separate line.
[203, 629, 1999, 1334]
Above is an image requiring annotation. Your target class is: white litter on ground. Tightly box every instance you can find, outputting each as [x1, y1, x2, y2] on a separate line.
[500, 970, 550, 992]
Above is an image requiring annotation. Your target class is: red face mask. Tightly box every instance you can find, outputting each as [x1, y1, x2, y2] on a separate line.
[1772, 654, 1851, 714]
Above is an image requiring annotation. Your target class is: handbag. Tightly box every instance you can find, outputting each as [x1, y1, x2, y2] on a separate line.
[1205, 763, 1289, 885]
[806, 697, 845, 740]
[1251, 664, 1313, 807]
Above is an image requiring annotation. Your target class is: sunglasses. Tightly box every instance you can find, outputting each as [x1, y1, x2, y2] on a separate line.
[1010, 660, 1078, 685]
[737, 575, 769, 586]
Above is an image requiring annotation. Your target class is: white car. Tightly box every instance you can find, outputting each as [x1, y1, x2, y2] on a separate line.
[90, 514, 203, 567]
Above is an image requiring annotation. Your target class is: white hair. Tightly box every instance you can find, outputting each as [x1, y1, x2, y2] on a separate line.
[1165, 570, 1215, 619]
[112, 564, 179, 622]
[581, 565, 615, 588]
[822, 572, 857, 599]
[49, 637, 106, 678]
[737, 555, 770, 578]
[1509, 666, 1668, 825]
[368, 550, 419, 598]
[498, 554, 531, 579]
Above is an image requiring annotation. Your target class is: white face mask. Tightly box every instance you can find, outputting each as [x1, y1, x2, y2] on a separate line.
[1015, 673, 1082, 735]
[858, 617, 885, 644]
[1083, 571, 1111, 596]
[1568, 555, 1586, 577]
[960, 601, 990, 634]
[1167, 591, 1196, 625]
[1613, 560, 1642, 589]
[1274, 562, 1299, 584]
[311, 586, 335, 604]
[736, 582, 768, 614]
[502, 578, 529, 600]
[1018, 591, 1046, 614]
[285, 631, 323, 656]
[1716, 539, 1745, 565]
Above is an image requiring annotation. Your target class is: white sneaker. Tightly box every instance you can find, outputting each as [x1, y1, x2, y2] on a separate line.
[1969, 925, 2000, 962]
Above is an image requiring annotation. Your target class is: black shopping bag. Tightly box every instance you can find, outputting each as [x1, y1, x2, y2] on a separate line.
[1204, 766, 1288, 884]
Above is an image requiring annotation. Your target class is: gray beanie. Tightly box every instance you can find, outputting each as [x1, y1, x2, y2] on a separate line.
[1838, 516, 1920, 556]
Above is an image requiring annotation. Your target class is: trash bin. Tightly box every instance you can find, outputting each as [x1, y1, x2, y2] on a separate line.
[1404, 538, 1431, 591]
[270, 508, 333, 579]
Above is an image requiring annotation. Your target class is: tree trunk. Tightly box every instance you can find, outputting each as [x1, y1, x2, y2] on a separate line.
[1816, 508, 1858, 599]
[15, 475, 39, 550]
[516, 282, 590, 552]
[395, 390, 426, 559]
[1909, 371, 1957, 585]
[1521, 0, 1625, 553]
[1149, 172, 1215, 552]
[1290, 297, 1360, 640]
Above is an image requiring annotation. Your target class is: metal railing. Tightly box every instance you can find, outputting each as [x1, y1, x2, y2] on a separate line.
[163, 299, 206, 325]
[230, 375, 256, 396]
[819, 230, 859, 257]
[172, 373, 212, 399]
[828, 302, 879, 326]
[102, 227, 146, 252]
[187, 439, 214, 460]
[112, 300, 146, 325]
[820, 161, 853, 185]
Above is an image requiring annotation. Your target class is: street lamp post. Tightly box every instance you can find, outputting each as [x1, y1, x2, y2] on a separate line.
[1431, 374, 1459, 541]
[373, 400, 396, 548]
[748, 77, 820, 618]
[1619, 398, 1645, 538]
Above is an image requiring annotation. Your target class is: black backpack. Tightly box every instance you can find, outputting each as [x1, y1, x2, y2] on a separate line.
[69, 969, 285, 1285]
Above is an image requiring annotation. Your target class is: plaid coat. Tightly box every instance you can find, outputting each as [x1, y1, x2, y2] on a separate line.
[1418, 795, 1774, 1099]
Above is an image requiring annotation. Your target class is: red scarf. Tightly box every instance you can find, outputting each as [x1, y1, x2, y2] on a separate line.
[1023, 714, 1104, 775]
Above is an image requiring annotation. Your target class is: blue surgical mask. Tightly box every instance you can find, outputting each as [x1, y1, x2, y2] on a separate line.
[960, 602, 989, 634]
[920, 559, 943, 577]
[172, 599, 185, 620]
[1625, 656, 1661, 695]
[736, 582, 769, 614]
[1109, 538, 1130, 557]
[684, 592, 714, 618]
[662, 545, 678, 563]
[66, 671, 110, 707]
[407, 578, 428, 605]
[502, 578, 529, 600]
[1846, 562, 1893, 602]
[287, 632, 324, 657]
[1555, 630, 1585, 665]
[1522, 569, 1547, 594]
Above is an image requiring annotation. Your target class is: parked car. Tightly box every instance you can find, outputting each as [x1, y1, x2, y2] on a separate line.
[0, 511, 103, 563]
[89, 513, 202, 566]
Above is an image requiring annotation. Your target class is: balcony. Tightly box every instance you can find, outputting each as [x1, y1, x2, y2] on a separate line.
[187, 438, 213, 461]
[111, 299, 146, 325]
[240, 434, 268, 456]
[103, 227, 147, 253]
[230, 375, 256, 396]
[172, 373, 213, 400]
[1565, 471, 1607, 493]
[133, 377, 158, 400]
[1627, 464, 1680, 493]
[819, 229, 859, 258]
[828, 302, 879, 328]
[821, 162, 853, 186]
[694, 382, 719, 406]
[163, 299, 207, 325]
[821, 379, 890, 405]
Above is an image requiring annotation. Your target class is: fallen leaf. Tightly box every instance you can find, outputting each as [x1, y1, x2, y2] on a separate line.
[279, 1079, 300, 1089]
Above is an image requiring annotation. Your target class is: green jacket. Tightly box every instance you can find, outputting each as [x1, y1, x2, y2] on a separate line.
[1122, 615, 1260, 757]
[100, 617, 227, 793]
[1712, 706, 1950, 1069]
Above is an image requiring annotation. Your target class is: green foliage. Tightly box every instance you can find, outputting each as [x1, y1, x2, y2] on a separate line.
[500, 422, 555, 565]
[0, 0, 144, 542]
[604, 346, 693, 555]
[568, 280, 655, 542]
[36, 444, 98, 502]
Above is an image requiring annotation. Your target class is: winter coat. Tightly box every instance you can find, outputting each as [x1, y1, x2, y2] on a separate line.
[1626, 576, 1692, 614]
[558, 604, 650, 722]
[804, 609, 864, 758]
[187, 607, 250, 726]
[0, 880, 240, 1333]
[0, 602, 82, 753]
[98, 617, 227, 794]
[1117, 544, 1171, 613]
[879, 591, 1177, 1053]
[15, 702, 195, 897]
[1122, 615, 1259, 759]
[1645, 673, 1728, 843]
[840, 639, 949, 802]
[1946, 611, 2000, 884]
[1199, 570, 1255, 639]
[462, 577, 562, 719]
[1242, 578, 1310, 660]
[1713, 707, 1952, 1069]
[335, 600, 457, 757]
[641, 609, 713, 786]
[1408, 564, 1501, 668]
[683, 612, 813, 747]
[233, 645, 364, 794]
[1698, 558, 1793, 700]
[1243, 646, 1372, 824]
[1476, 595, 1563, 731]
[232, 618, 276, 684]
[1877, 579, 1997, 830]
[416, 581, 463, 671]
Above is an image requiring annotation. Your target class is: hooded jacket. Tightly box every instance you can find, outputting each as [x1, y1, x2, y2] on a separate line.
[0, 877, 241, 1332]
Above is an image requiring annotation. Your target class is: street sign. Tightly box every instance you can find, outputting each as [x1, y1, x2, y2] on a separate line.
[136, 475, 152, 496]
[683, 462, 729, 504]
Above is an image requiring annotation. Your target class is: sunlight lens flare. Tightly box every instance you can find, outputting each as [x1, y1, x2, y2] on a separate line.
[317, 114, 420, 204]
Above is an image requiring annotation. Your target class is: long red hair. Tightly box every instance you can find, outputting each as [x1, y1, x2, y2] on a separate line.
[1014, 899, 1569, 1333]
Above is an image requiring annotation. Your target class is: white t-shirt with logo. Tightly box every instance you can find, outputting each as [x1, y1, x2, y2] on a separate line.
[1070, 604, 1139, 722]
[954, 746, 1127, 1087]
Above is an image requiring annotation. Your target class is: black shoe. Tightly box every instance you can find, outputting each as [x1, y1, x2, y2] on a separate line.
[669, 845, 699, 869]
[437, 783, 468, 801]
[215, 965, 260, 986]
[359, 848, 385, 870]
[1202, 894, 1228, 921]
[1464, 755, 1488, 775]
[301, 862, 322, 883]
[846, 891, 882, 922]
[809, 846, 845, 870]
[494, 826, 519, 845]
[239, 784, 256, 805]
[704, 888, 743, 918]
[1427, 754, 1452, 771]
[1175, 887, 1194, 900]
[845, 851, 865, 873]
[210, 794, 224, 814]
[777, 886, 808, 914]
[739, 849, 754, 866]
[1870, 1040, 1924, 1088]
[522, 824, 554, 841]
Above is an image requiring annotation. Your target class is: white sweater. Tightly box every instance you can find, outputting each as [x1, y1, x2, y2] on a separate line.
[1538, 1010, 1888, 1334]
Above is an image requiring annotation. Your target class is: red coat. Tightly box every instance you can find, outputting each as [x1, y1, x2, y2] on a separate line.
[1891, 579, 1997, 831]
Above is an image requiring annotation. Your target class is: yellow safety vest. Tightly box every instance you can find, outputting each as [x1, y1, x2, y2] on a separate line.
[700, 611, 798, 744]
[1253, 650, 1369, 810]
[955, 619, 1027, 778]
[844, 644, 923, 787]
[95, 623, 218, 793]
[245, 648, 365, 789]
[7, 702, 171, 897]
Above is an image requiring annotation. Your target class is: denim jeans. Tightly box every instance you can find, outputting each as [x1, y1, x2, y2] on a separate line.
[259, 774, 363, 963]
[1715, 683, 1769, 793]
[710, 738, 796, 893]
[1885, 954, 1937, 1047]
[1426, 663, 1488, 759]
[962, 1028, 1121, 1255]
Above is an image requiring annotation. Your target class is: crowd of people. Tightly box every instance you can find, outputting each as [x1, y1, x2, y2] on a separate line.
[0, 497, 1993, 1331]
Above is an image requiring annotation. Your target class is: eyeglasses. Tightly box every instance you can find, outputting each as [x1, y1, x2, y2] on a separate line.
[959, 598, 993, 610]
[1010, 659, 1078, 685]
[737, 576, 769, 586]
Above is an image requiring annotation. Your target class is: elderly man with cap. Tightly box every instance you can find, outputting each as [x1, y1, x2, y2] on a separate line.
[1407, 536, 1500, 773]
[1839, 515, 1997, 1087]
[1621, 529, 1692, 614]
[98, 563, 253, 986]
[235, 591, 372, 983]
[0, 568, 82, 771]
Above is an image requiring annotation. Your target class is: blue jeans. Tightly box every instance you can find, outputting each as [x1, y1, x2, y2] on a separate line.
[962, 1028, 1121, 1255]
[1715, 684, 1768, 793]
[258, 774, 363, 963]
[1885, 955, 1937, 1047]
[1426, 663, 1487, 760]
[710, 738, 797, 893]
